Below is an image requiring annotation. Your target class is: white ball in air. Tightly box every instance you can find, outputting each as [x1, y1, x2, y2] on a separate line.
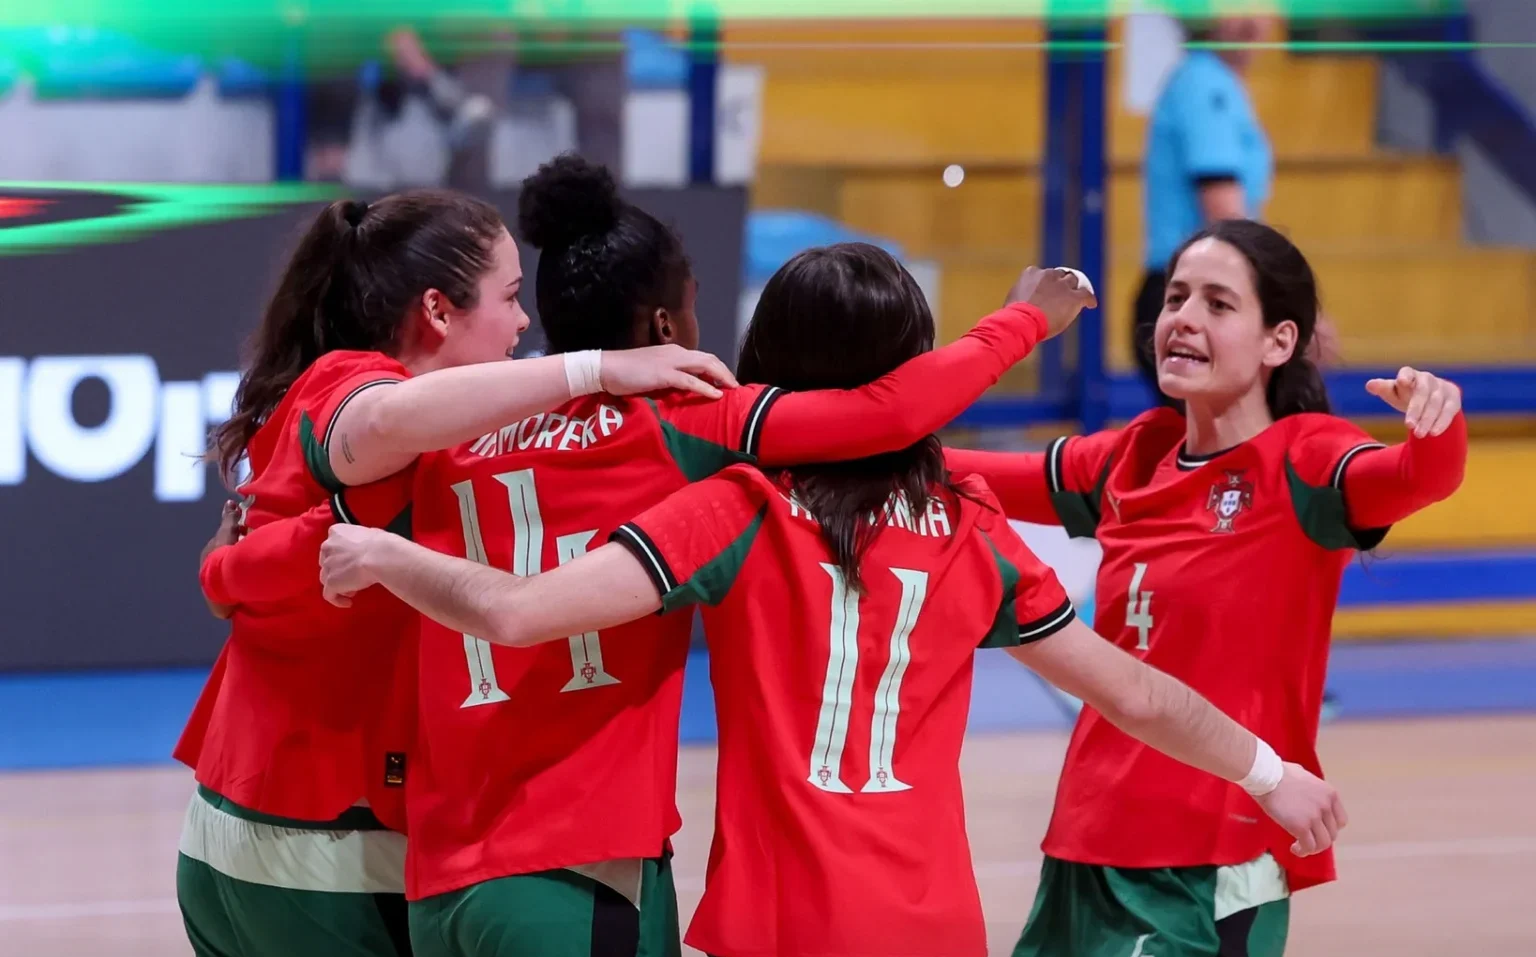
[942, 164, 965, 188]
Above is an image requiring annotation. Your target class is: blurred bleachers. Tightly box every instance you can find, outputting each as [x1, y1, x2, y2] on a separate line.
[734, 19, 1536, 366]
[731, 17, 1536, 639]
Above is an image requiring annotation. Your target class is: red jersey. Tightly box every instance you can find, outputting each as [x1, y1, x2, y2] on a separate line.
[610, 466, 1075, 957]
[1034, 408, 1390, 890]
[177, 350, 416, 829]
[398, 303, 1051, 901]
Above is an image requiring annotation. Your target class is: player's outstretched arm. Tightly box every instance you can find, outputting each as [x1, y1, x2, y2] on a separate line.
[1344, 367, 1467, 528]
[941, 449, 1056, 523]
[1009, 619, 1348, 857]
[318, 525, 661, 645]
[326, 346, 738, 487]
[755, 268, 1093, 467]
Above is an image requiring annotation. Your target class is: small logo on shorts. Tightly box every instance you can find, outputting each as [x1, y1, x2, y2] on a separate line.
[384, 752, 407, 787]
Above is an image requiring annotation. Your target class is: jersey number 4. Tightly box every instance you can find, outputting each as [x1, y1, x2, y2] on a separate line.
[1126, 562, 1154, 651]
[452, 468, 619, 709]
[809, 564, 928, 795]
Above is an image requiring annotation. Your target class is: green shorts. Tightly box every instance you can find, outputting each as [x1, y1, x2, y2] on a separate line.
[176, 785, 410, 957]
[409, 852, 680, 957]
[1014, 854, 1291, 957]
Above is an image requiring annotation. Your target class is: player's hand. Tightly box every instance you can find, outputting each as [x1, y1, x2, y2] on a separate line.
[1365, 367, 1462, 438]
[1005, 266, 1098, 339]
[201, 501, 246, 620]
[600, 345, 739, 400]
[1252, 762, 1347, 857]
[202, 501, 245, 557]
[319, 524, 392, 608]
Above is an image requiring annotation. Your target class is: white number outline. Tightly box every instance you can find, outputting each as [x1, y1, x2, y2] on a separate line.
[809, 564, 928, 794]
[452, 468, 619, 709]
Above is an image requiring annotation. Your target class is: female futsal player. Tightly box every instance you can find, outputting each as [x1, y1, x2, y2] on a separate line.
[197, 155, 1096, 957]
[175, 188, 736, 957]
[315, 240, 1347, 957]
[944, 219, 1466, 957]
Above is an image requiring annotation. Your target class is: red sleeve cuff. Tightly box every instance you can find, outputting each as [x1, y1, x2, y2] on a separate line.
[200, 546, 234, 608]
[1001, 301, 1049, 344]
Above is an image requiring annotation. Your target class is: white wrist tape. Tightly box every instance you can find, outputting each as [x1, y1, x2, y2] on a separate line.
[1239, 739, 1285, 797]
[564, 350, 603, 396]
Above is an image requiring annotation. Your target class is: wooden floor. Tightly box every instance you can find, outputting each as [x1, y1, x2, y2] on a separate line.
[4, 715, 1534, 955]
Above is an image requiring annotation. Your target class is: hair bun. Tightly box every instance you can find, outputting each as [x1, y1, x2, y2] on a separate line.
[518, 153, 622, 251]
[341, 199, 369, 228]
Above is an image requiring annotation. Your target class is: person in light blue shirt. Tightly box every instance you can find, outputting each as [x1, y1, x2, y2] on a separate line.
[1136, 16, 1274, 407]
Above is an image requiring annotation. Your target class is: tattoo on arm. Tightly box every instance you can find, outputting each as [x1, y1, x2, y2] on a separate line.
[341, 434, 356, 465]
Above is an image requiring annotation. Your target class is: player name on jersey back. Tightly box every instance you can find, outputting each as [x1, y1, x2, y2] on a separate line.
[784, 490, 955, 539]
[468, 404, 629, 459]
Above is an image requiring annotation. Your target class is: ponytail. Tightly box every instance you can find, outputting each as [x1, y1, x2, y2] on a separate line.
[211, 199, 364, 482]
[210, 190, 505, 484]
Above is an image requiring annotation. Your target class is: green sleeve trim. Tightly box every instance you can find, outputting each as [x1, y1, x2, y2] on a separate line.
[646, 398, 755, 482]
[1285, 447, 1391, 551]
[299, 378, 400, 494]
[1045, 437, 1111, 539]
[385, 504, 413, 541]
[978, 531, 1076, 647]
[665, 504, 765, 611]
[300, 411, 344, 495]
[979, 531, 1024, 648]
[611, 506, 766, 615]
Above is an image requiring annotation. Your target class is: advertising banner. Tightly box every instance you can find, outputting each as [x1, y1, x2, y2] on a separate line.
[0, 182, 746, 670]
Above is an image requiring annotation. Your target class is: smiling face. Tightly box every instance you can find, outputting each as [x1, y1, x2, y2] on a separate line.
[420, 229, 531, 367]
[1155, 236, 1299, 408]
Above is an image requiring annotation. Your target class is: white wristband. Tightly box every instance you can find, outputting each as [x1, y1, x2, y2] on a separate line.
[564, 350, 604, 396]
[1239, 738, 1285, 797]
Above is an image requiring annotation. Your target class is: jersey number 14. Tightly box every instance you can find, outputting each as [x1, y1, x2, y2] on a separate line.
[452, 469, 619, 708]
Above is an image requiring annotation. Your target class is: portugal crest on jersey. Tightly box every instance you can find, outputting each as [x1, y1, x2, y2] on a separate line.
[1205, 470, 1254, 533]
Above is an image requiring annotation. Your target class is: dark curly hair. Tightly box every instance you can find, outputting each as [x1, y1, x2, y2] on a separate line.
[517, 153, 692, 353]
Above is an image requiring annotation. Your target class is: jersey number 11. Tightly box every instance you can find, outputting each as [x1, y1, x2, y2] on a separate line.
[452, 469, 619, 709]
[809, 564, 929, 795]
